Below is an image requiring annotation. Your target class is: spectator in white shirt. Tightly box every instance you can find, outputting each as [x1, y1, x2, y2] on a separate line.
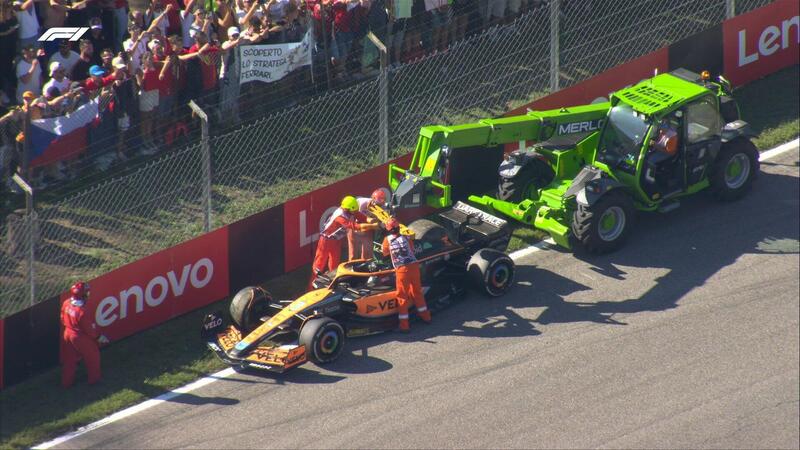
[49, 40, 81, 75]
[13, 0, 39, 48]
[43, 61, 71, 94]
[16, 45, 42, 103]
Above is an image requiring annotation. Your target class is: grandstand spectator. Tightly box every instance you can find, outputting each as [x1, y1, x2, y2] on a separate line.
[385, 0, 408, 67]
[136, 51, 159, 153]
[41, 0, 68, 56]
[427, 0, 450, 52]
[214, 0, 236, 41]
[151, 37, 177, 139]
[43, 61, 71, 94]
[219, 25, 242, 127]
[88, 17, 112, 61]
[111, 0, 128, 51]
[70, 39, 95, 82]
[100, 47, 115, 72]
[0, 1, 19, 105]
[180, 31, 220, 107]
[49, 40, 81, 76]
[12, 0, 39, 49]
[83, 64, 114, 91]
[449, 0, 468, 42]
[330, 0, 359, 81]
[179, 0, 198, 48]
[400, 0, 423, 63]
[129, 8, 145, 29]
[123, 24, 149, 73]
[111, 56, 134, 160]
[16, 45, 42, 104]
[235, 0, 265, 27]
[145, 0, 169, 36]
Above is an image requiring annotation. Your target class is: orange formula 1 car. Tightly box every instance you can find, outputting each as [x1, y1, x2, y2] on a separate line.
[201, 202, 516, 372]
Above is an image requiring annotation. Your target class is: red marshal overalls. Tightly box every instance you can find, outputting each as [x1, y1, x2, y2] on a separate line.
[60, 298, 101, 387]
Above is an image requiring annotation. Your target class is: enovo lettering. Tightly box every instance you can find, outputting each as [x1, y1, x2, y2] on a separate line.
[95, 258, 214, 327]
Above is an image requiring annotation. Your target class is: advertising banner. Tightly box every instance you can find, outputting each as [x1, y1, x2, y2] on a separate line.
[239, 32, 312, 84]
[75, 227, 230, 342]
[723, 0, 799, 86]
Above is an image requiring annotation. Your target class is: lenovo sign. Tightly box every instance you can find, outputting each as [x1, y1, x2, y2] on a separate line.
[80, 228, 229, 341]
[723, 0, 799, 86]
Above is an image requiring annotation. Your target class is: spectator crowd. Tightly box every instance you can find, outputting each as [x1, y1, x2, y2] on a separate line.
[1, 0, 543, 197]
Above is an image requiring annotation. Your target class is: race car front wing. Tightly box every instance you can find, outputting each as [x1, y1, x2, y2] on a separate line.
[202, 312, 307, 373]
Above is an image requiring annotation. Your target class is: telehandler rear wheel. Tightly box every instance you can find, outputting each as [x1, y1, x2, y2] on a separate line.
[571, 190, 635, 254]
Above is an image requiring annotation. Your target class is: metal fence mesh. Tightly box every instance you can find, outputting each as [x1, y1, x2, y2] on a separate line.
[0, 0, 779, 317]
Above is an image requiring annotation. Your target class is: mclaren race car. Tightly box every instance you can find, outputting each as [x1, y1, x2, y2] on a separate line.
[201, 202, 516, 373]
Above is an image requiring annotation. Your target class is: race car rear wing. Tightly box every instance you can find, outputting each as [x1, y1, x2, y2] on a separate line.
[438, 201, 511, 251]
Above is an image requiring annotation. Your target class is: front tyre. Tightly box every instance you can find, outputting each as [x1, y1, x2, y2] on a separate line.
[710, 138, 759, 201]
[467, 248, 516, 297]
[299, 317, 346, 365]
[571, 190, 635, 254]
[229, 286, 273, 334]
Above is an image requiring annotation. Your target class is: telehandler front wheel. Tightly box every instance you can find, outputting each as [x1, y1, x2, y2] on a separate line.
[571, 190, 635, 254]
[710, 138, 759, 201]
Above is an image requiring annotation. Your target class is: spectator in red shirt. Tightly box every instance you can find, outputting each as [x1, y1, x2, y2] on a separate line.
[330, 0, 357, 81]
[179, 32, 220, 106]
[83, 64, 114, 91]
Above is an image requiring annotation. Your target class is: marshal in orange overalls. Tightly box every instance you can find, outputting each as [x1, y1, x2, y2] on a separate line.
[382, 219, 431, 331]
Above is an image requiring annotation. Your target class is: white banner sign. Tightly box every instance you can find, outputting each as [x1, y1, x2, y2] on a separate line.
[239, 32, 312, 84]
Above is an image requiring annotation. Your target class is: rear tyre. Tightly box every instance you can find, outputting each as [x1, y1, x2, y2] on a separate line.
[299, 317, 346, 365]
[467, 248, 516, 297]
[710, 138, 759, 201]
[497, 158, 554, 202]
[229, 286, 273, 334]
[571, 190, 634, 254]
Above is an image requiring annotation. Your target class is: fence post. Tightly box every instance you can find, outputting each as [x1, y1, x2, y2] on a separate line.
[189, 100, 212, 233]
[12, 174, 35, 306]
[726, 0, 736, 18]
[368, 31, 389, 163]
[549, 0, 560, 93]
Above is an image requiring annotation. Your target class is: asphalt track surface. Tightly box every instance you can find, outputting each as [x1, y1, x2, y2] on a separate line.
[49, 146, 799, 449]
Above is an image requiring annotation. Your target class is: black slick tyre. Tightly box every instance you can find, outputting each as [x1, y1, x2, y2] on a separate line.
[571, 190, 634, 254]
[467, 248, 516, 297]
[229, 286, 273, 334]
[497, 159, 554, 202]
[710, 138, 759, 201]
[299, 317, 346, 365]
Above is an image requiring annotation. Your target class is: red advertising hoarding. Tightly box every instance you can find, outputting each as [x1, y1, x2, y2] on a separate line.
[64, 227, 230, 342]
[723, 0, 799, 86]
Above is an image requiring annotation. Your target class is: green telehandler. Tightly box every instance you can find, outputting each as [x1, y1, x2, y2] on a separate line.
[388, 68, 759, 253]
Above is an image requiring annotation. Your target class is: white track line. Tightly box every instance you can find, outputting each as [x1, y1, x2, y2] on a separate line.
[33, 368, 237, 449]
[33, 138, 800, 450]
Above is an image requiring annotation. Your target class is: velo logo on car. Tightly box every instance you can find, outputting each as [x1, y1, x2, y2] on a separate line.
[38, 27, 89, 42]
[68, 227, 230, 342]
